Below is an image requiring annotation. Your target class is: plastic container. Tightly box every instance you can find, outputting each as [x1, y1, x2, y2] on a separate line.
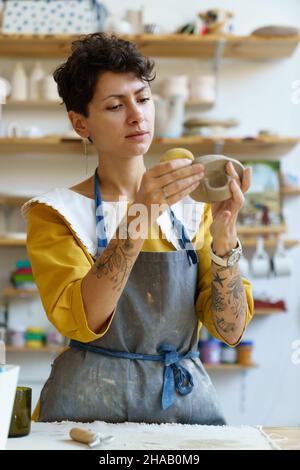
[199, 339, 221, 364]
[220, 343, 237, 364]
[46, 331, 65, 347]
[25, 327, 45, 349]
[237, 341, 254, 366]
[9, 327, 25, 348]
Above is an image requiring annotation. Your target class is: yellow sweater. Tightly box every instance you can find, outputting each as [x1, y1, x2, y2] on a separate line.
[25, 201, 254, 347]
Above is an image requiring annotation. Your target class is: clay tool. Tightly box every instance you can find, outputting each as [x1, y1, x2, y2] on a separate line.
[69, 427, 115, 448]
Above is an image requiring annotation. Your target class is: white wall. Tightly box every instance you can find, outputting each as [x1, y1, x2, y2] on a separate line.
[0, 0, 300, 425]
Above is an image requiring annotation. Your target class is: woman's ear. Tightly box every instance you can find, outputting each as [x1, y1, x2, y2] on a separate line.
[68, 111, 90, 139]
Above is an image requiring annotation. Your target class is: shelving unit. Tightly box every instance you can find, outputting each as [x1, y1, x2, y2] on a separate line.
[6, 98, 214, 110]
[240, 238, 298, 249]
[0, 135, 298, 158]
[5, 345, 258, 371]
[254, 308, 286, 316]
[1, 31, 299, 382]
[205, 363, 258, 370]
[151, 135, 300, 158]
[1, 227, 297, 249]
[5, 99, 61, 108]
[0, 33, 299, 60]
[236, 224, 286, 235]
[0, 194, 34, 205]
[6, 345, 64, 353]
[2, 287, 38, 298]
[281, 186, 300, 196]
[0, 236, 26, 246]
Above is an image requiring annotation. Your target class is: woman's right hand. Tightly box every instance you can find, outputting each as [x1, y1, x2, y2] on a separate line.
[133, 158, 204, 223]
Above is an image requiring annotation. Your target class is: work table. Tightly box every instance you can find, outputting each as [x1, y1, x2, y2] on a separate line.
[6, 422, 300, 450]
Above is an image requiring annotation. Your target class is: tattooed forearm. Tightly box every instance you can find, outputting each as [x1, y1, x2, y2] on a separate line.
[92, 228, 136, 292]
[211, 260, 247, 343]
[215, 315, 237, 333]
[226, 274, 247, 319]
[212, 271, 226, 287]
[212, 285, 226, 312]
[81, 213, 145, 333]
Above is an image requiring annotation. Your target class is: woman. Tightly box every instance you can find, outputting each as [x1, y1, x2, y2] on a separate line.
[22, 33, 253, 424]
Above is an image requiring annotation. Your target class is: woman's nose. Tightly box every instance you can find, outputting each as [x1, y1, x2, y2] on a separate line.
[127, 104, 144, 124]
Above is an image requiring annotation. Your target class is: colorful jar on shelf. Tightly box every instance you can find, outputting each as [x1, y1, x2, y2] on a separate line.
[237, 341, 254, 366]
[9, 327, 26, 348]
[199, 339, 221, 364]
[220, 343, 237, 364]
[25, 327, 45, 349]
[46, 331, 65, 347]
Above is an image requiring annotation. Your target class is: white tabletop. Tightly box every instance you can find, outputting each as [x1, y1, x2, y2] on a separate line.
[6, 421, 278, 450]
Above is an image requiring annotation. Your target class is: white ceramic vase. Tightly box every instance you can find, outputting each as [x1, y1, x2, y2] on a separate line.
[28, 62, 45, 101]
[10, 62, 28, 101]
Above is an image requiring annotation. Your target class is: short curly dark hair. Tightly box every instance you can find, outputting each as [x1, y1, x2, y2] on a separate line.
[53, 33, 156, 117]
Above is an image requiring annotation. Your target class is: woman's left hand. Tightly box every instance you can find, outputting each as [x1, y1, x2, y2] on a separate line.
[210, 161, 252, 256]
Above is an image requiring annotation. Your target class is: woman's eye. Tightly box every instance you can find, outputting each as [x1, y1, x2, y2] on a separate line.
[107, 98, 150, 111]
[108, 104, 122, 110]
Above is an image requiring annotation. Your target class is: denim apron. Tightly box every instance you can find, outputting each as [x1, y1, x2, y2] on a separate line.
[38, 168, 226, 425]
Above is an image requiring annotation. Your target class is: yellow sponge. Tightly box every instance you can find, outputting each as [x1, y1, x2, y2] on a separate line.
[160, 148, 194, 162]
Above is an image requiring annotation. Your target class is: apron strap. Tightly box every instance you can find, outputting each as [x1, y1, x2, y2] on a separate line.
[70, 339, 199, 410]
[168, 208, 199, 266]
[94, 168, 108, 256]
[94, 167, 199, 264]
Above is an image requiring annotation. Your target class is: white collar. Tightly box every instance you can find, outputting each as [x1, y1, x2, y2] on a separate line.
[21, 188, 204, 257]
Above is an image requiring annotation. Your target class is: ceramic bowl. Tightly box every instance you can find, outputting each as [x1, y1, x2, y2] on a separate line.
[189, 154, 244, 203]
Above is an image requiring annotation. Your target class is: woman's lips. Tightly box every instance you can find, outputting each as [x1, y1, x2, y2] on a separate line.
[125, 132, 149, 141]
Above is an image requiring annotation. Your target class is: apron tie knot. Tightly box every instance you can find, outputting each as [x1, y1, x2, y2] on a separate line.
[157, 343, 198, 410]
[70, 340, 199, 412]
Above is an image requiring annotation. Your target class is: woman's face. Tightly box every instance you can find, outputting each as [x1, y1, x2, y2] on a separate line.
[76, 71, 155, 158]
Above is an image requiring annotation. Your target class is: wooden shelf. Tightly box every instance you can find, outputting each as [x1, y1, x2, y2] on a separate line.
[2, 287, 38, 299]
[281, 186, 300, 196]
[0, 236, 26, 246]
[0, 135, 298, 158]
[240, 238, 299, 249]
[5, 99, 61, 108]
[0, 194, 33, 206]
[151, 136, 300, 158]
[0, 136, 84, 154]
[185, 100, 215, 109]
[6, 346, 64, 353]
[254, 308, 285, 316]
[237, 224, 286, 236]
[4, 98, 213, 110]
[205, 363, 258, 370]
[0, 34, 299, 60]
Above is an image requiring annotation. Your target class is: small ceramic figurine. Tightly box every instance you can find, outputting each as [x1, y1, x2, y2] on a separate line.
[198, 9, 234, 35]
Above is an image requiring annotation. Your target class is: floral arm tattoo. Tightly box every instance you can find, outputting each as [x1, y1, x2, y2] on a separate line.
[211, 262, 247, 342]
[91, 227, 137, 292]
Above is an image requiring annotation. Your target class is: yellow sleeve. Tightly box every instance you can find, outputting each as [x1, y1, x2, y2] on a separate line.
[26, 203, 115, 343]
[194, 204, 254, 347]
